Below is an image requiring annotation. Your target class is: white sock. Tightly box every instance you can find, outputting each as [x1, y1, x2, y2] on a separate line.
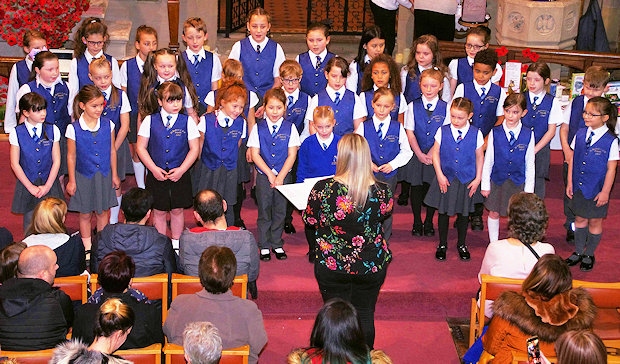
[488, 217, 500, 243]
[109, 195, 122, 224]
[133, 161, 146, 188]
[172, 239, 180, 251]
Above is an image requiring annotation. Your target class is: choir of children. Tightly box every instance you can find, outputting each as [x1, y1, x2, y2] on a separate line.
[4, 9, 618, 273]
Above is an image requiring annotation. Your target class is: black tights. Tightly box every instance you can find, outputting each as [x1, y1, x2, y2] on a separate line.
[438, 213, 469, 247]
[410, 184, 436, 227]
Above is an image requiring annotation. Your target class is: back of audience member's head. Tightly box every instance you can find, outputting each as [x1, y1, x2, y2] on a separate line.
[555, 330, 607, 364]
[98, 251, 135, 293]
[17, 245, 57, 284]
[193, 189, 225, 223]
[370, 350, 393, 364]
[198, 246, 236, 294]
[308, 298, 369, 364]
[0, 242, 27, 283]
[507, 192, 548, 246]
[94, 297, 135, 338]
[121, 188, 153, 223]
[28, 197, 68, 235]
[183, 321, 222, 364]
[522, 254, 573, 301]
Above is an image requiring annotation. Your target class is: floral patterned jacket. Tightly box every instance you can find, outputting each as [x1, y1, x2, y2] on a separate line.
[303, 178, 393, 274]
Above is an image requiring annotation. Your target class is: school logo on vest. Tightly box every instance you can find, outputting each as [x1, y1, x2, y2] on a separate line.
[430, 114, 444, 124]
[384, 134, 398, 143]
[513, 143, 528, 152]
[228, 129, 243, 139]
[589, 147, 609, 157]
[332, 155, 337, 165]
[483, 94, 498, 104]
[274, 133, 288, 141]
[171, 128, 187, 137]
[536, 109, 549, 118]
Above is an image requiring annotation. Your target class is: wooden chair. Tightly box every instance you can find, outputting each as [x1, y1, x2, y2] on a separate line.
[470, 274, 523, 346]
[90, 273, 169, 324]
[54, 275, 88, 303]
[163, 342, 250, 364]
[0, 349, 54, 364]
[115, 343, 162, 364]
[170, 273, 247, 300]
[573, 280, 620, 340]
[511, 350, 620, 364]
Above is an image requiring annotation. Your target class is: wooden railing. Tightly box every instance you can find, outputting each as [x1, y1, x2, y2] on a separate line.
[439, 41, 620, 72]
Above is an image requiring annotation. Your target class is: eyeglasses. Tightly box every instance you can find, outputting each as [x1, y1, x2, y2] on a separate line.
[282, 78, 300, 85]
[582, 111, 604, 118]
[86, 40, 105, 47]
[465, 43, 485, 51]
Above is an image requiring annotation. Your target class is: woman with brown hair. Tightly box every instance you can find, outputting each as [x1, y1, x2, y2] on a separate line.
[482, 254, 596, 363]
[303, 133, 393, 349]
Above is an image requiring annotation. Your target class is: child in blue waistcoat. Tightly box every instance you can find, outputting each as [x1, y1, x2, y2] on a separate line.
[295, 22, 335, 97]
[565, 97, 619, 272]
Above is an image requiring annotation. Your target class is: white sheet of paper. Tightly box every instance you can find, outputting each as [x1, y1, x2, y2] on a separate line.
[275, 176, 333, 210]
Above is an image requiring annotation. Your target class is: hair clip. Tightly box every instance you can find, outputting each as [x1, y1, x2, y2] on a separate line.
[433, 66, 439, 71]
[90, 19, 98, 23]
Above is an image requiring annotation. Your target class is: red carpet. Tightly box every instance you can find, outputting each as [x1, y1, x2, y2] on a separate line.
[1, 142, 619, 362]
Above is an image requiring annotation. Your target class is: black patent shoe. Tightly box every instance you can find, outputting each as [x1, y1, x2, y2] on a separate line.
[260, 249, 271, 261]
[397, 194, 409, 206]
[424, 224, 435, 237]
[580, 255, 595, 272]
[470, 216, 484, 231]
[435, 245, 447, 261]
[284, 222, 296, 234]
[457, 245, 471, 261]
[411, 224, 423, 236]
[565, 252, 582, 266]
[272, 248, 287, 260]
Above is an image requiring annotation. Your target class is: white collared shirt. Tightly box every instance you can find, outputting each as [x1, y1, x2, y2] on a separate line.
[228, 36, 286, 78]
[448, 56, 503, 84]
[294, 49, 329, 68]
[570, 125, 620, 161]
[65, 115, 115, 140]
[404, 96, 450, 132]
[197, 111, 247, 138]
[9, 121, 61, 146]
[120, 55, 147, 87]
[354, 115, 413, 169]
[246, 117, 301, 149]
[452, 80, 507, 117]
[138, 111, 200, 140]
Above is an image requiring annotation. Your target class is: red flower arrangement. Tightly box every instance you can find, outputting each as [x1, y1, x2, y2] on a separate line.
[522, 48, 540, 62]
[0, 0, 90, 48]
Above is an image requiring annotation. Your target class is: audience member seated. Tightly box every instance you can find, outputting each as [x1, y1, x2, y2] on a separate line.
[183, 321, 223, 364]
[0, 228, 14, 250]
[478, 192, 555, 316]
[50, 298, 134, 364]
[0, 245, 73, 350]
[22, 198, 86, 277]
[164, 246, 267, 364]
[0, 242, 26, 284]
[482, 254, 596, 363]
[72, 251, 164, 349]
[552, 330, 608, 364]
[91, 188, 176, 276]
[180, 189, 259, 298]
[287, 298, 371, 364]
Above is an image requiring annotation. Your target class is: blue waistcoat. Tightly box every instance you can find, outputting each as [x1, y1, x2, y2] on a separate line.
[239, 38, 277, 97]
[490, 126, 531, 186]
[256, 120, 293, 174]
[299, 52, 334, 97]
[16, 123, 55, 183]
[285, 92, 309, 133]
[522, 92, 554, 143]
[440, 125, 477, 184]
[572, 128, 615, 199]
[28, 80, 71, 134]
[464, 82, 501, 137]
[77, 53, 113, 90]
[413, 99, 447, 153]
[148, 113, 190, 171]
[317, 89, 355, 136]
[201, 113, 244, 171]
[125, 57, 141, 120]
[568, 95, 586, 145]
[74, 119, 112, 178]
[456, 58, 473, 86]
[364, 120, 401, 179]
[363, 89, 400, 120]
[182, 51, 214, 111]
[16, 60, 30, 87]
[403, 67, 422, 104]
[102, 88, 124, 135]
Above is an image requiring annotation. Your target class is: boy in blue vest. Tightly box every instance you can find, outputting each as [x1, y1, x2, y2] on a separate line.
[559, 66, 611, 243]
[120, 25, 158, 189]
[355, 87, 413, 241]
[280, 60, 311, 234]
[451, 49, 506, 231]
[247, 88, 300, 261]
[181, 17, 222, 116]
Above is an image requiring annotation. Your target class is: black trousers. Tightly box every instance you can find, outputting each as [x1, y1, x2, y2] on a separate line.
[414, 9, 455, 41]
[315, 263, 388, 349]
[370, 1, 398, 56]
